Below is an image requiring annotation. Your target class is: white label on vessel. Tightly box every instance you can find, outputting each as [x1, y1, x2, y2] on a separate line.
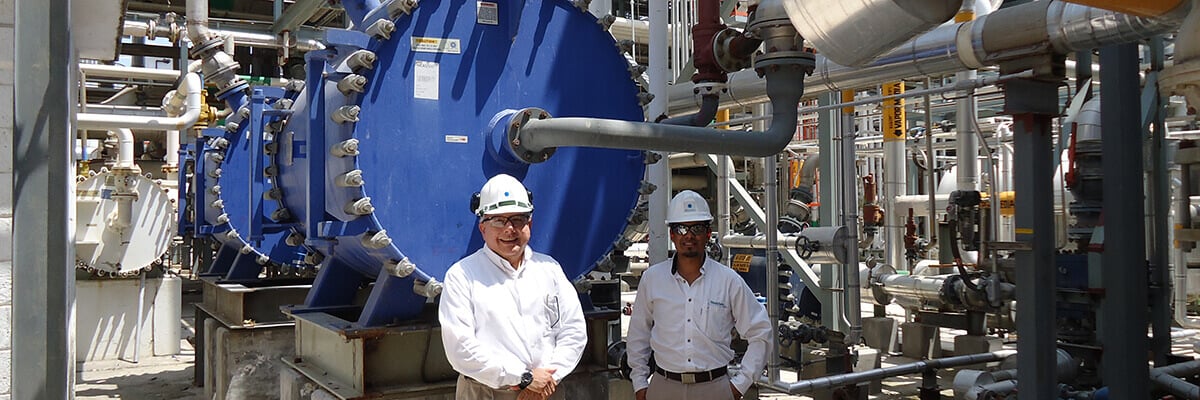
[477, 2, 499, 25]
[445, 135, 469, 143]
[414, 60, 439, 100]
[411, 37, 461, 54]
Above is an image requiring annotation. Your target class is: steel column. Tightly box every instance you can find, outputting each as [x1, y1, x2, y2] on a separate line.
[13, 0, 75, 397]
[818, 91, 843, 330]
[646, 0, 669, 265]
[1147, 36, 1173, 365]
[1008, 77, 1060, 400]
[1099, 42, 1149, 396]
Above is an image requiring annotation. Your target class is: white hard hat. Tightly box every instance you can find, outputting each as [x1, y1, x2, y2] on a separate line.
[474, 174, 534, 216]
[666, 190, 713, 224]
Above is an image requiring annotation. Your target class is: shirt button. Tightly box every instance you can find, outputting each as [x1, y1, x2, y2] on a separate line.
[688, 298, 692, 302]
[687, 319, 691, 322]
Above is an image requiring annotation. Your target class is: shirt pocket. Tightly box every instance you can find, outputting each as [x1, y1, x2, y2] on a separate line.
[702, 299, 733, 342]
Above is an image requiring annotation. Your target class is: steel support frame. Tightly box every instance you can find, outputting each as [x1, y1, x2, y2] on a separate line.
[1098, 42, 1149, 397]
[1145, 36, 1173, 366]
[1007, 75, 1060, 400]
[13, 0, 75, 398]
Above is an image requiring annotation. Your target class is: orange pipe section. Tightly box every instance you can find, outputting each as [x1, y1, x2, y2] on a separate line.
[1060, 0, 1184, 18]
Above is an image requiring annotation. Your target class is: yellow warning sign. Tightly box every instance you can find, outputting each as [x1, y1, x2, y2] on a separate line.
[882, 82, 905, 142]
[731, 253, 752, 273]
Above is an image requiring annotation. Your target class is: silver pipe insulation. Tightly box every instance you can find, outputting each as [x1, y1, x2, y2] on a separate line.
[645, 0, 670, 264]
[872, 272, 1016, 312]
[780, 0, 964, 67]
[721, 226, 849, 265]
[515, 66, 807, 158]
[718, 155, 731, 262]
[77, 73, 203, 131]
[668, 1, 1184, 114]
[80, 63, 182, 82]
[764, 147, 783, 383]
[840, 93, 863, 346]
[757, 350, 1016, 394]
[885, 132, 906, 270]
[956, 70, 980, 192]
[1150, 360, 1200, 400]
[122, 20, 327, 52]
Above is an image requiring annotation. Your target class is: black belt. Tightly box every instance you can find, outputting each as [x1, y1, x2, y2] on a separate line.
[654, 366, 728, 384]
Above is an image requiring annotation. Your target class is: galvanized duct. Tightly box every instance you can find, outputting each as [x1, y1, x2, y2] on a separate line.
[669, 0, 1185, 114]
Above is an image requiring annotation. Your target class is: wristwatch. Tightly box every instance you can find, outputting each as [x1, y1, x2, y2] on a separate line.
[518, 370, 534, 390]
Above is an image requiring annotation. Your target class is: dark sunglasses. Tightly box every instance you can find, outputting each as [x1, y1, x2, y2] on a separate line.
[482, 214, 531, 229]
[670, 223, 710, 236]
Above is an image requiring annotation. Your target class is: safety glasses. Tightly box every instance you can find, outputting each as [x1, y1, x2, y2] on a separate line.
[482, 214, 531, 229]
[670, 223, 710, 236]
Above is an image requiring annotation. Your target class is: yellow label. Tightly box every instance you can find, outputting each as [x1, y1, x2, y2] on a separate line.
[882, 82, 905, 142]
[731, 253, 753, 273]
[1015, 228, 1034, 235]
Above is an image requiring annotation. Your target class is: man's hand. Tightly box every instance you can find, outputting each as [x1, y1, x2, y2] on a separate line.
[635, 388, 648, 400]
[730, 383, 742, 399]
[517, 388, 550, 400]
[528, 368, 557, 395]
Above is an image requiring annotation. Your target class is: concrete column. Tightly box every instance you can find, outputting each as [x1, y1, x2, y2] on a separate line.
[0, 0, 14, 397]
[14, 0, 76, 398]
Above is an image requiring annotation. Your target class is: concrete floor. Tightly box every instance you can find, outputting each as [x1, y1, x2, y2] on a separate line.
[72, 284, 1200, 399]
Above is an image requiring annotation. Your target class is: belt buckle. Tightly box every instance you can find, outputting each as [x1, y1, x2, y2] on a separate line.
[681, 373, 697, 384]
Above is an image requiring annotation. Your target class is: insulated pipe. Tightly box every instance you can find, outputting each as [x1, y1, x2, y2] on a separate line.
[839, 89, 863, 347]
[166, 130, 180, 169]
[780, 0, 963, 67]
[882, 82, 908, 270]
[78, 73, 203, 131]
[122, 20, 326, 52]
[1150, 360, 1200, 399]
[757, 350, 1016, 394]
[513, 67, 807, 159]
[764, 145, 782, 384]
[668, 1, 1184, 114]
[186, 0, 212, 44]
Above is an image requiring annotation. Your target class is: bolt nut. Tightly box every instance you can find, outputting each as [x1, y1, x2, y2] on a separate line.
[274, 99, 294, 109]
[345, 197, 375, 216]
[332, 105, 361, 124]
[366, 19, 396, 40]
[264, 188, 283, 200]
[286, 232, 305, 247]
[331, 139, 361, 157]
[215, 213, 230, 224]
[208, 168, 223, 178]
[271, 208, 292, 221]
[210, 199, 225, 209]
[336, 170, 365, 187]
[209, 185, 222, 195]
[337, 74, 368, 95]
[285, 80, 305, 93]
[362, 230, 392, 250]
[256, 254, 271, 265]
[239, 244, 254, 255]
[264, 165, 278, 177]
[224, 230, 240, 240]
[239, 107, 251, 119]
[347, 50, 378, 71]
[385, 258, 417, 278]
[212, 138, 230, 149]
[415, 278, 443, 298]
[224, 122, 240, 132]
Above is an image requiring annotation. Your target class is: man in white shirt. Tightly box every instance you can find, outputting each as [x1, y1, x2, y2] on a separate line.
[627, 190, 773, 400]
[439, 174, 587, 400]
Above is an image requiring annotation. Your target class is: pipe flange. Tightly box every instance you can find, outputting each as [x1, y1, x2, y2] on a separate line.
[188, 37, 226, 59]
[507, 107, 556, 164]
[753, 50, 815, 75]
[713, 28, 752, 73]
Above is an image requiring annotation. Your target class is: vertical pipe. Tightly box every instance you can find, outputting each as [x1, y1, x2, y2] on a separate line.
[924, 78, 938, 259]
[717, 109, 731, 262]
[956, 71, 979, 193]
[133, 271, 146, 363]
[841, 90, 862, 343]
[819, 92, 844, 330]
[1148, 36, 1173, 365]
[1099, 43, 1149, 397]
[166, 130, 180, 169]
[115, 128, 136, 169]
[647, 0, 670, 264]
[883, 82, 907, 269]
[13, 0, 75, 395]
[1010, 77, 1059, 399]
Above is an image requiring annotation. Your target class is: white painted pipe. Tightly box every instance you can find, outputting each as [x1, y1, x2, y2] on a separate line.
[115, 128, 135, 169]
[79, 63, 181, 82]
[78, 73, 202, 131]
[166, 130, 180, 169]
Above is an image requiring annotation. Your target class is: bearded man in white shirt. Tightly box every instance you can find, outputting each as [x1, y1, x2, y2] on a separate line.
[439, 174, 587, 400]
[627, 190, 774, 400]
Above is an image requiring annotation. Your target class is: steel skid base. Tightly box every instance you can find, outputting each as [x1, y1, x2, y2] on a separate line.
[279, 308, 624, 400]
[194, 275, 313, 400]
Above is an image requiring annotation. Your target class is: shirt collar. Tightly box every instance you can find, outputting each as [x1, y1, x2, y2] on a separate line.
[481, 245, 533, 276]
[670, 257, 708, 277]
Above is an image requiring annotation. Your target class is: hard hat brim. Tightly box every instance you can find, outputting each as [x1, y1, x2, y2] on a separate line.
[665, 216, 713, 224]
[478, 200, 534, 216]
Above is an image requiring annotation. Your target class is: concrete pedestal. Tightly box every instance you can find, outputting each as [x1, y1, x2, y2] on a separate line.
[76, 275, 181, 363]
[901, 322, 941, 359]
[952, 334, 1004, 369]
[862, 317, 898, 353]
[797, 346, 882, 399]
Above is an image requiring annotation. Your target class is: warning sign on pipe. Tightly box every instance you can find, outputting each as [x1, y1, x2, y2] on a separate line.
[882, 82, 906, 142]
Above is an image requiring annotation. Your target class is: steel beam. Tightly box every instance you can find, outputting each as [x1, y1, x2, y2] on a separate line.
[13, 0, 75, 398]
[1099, 42, 1149, 397]
[1008, 75, 1060, 400]
[1146, 36, 1173, 366]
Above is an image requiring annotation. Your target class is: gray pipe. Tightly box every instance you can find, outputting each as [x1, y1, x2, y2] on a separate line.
[758, 350, 1016, 394]
[515, 67, 807, 158]
[660, 94, 719, 126]
[1150, 360, 1200, 400]
[668, 1, 1184, 114]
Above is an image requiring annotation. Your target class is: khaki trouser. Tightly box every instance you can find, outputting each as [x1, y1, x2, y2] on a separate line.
[456, 375, 518, 400]
[646, 372, 737, 400]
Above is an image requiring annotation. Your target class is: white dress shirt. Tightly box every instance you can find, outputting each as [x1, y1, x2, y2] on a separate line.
[627, 257, 773, 394]
[439, 245, 587, 389]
